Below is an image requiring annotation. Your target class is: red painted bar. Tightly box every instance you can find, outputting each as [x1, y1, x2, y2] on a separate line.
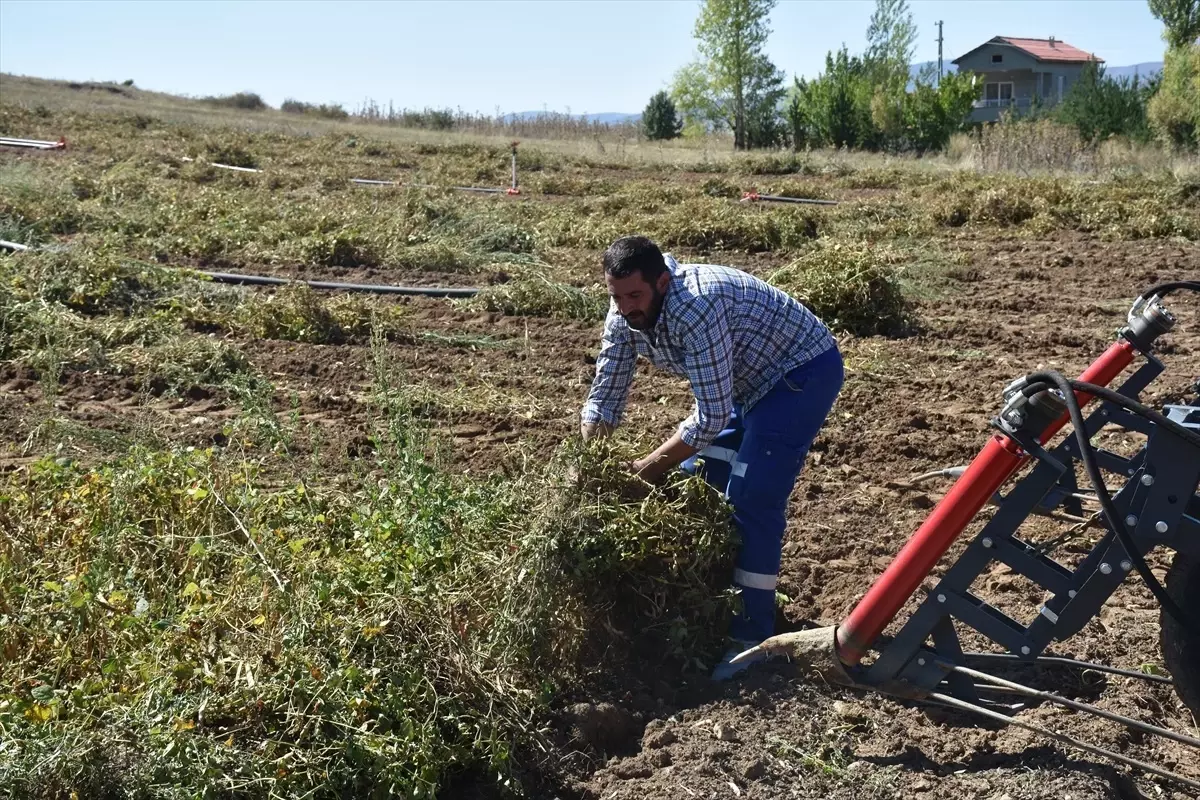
[835, 339, 1138, 665]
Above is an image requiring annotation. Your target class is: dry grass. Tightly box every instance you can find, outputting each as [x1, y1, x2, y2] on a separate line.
[948, 122, 1200, 179]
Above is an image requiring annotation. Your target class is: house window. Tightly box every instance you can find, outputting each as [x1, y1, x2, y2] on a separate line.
[992, 54, 1003, 63]
[983, 82, 1014, 107]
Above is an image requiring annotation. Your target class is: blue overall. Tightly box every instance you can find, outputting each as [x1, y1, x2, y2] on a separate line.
[681, 345, 844, 644]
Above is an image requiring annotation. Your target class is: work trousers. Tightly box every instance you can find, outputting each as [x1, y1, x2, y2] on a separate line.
[681, 345, 844, 643]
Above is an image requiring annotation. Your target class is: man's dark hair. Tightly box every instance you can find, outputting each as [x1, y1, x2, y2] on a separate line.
[603, 236, 667, 283]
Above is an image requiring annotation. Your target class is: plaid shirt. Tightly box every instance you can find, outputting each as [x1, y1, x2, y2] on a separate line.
[581, 255, 835, 450]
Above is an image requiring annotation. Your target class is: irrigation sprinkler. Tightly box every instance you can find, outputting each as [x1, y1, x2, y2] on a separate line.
[509, 141, 521, 195]
[0, 136, 66, 150]
[180, 157, 261, 173]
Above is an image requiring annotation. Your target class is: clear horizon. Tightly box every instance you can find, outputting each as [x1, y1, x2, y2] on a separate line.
[0, 0, 1171, 115]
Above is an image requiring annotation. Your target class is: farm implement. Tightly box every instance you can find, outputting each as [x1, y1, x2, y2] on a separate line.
[736, 280, 1200, 789]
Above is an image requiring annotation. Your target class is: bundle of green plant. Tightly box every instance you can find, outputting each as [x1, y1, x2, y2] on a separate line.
[0, 246, 231, 387]
[219, 283, 390, 344]
[0, 415, 736, 796]
[769, 241, 916, 337]
[646, 197, 821, 252]
[465, 274, 607, 321]
[536, 437, 740, 671]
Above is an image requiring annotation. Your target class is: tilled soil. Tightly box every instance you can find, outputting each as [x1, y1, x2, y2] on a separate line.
[2, 229, 1198, 799]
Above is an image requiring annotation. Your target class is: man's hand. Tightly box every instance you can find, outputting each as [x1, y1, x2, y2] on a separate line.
[581, 421, 615, 442]
[630, 433, 699, 484]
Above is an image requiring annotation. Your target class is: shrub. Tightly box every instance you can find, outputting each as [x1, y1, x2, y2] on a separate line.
[299, 232, 380, 268]
[970, 118, 1094, 173]
[202, 92, 268, 111]
[466, 276, 606, 321]
[281, 99, 350, 120]
[769, 241, 915, 336]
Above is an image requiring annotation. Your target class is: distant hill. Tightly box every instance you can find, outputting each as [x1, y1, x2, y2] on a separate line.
[504, 111, 639, 125]
[908, 60, 1162, 84]
[1105, 62, 1163, 81]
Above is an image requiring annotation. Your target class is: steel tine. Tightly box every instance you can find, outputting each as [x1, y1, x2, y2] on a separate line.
[963, 652, 1175, 685]
[928, 692, 1200, 791]
[953, 665, 1200, 749]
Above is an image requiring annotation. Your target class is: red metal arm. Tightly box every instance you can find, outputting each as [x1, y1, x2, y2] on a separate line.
[835, 339, 1139, 665]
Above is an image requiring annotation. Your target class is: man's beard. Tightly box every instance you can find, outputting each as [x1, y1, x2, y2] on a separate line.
[623, 286, 664, 331]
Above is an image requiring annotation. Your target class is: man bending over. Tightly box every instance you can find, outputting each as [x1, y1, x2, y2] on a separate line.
[580, 235, 844, 680]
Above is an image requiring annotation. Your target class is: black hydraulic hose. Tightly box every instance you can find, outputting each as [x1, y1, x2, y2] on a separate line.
[1020, 371, 1200, 638]
[1137, 281, 1200, 300]
[199, 270, 479, 298]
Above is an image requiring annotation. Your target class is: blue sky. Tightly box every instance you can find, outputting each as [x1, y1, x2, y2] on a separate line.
[0, 1, 1169, 115]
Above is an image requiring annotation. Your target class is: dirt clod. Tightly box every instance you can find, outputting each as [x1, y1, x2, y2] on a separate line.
[564, 702, 642, 755]
[643, 727, 677, 749]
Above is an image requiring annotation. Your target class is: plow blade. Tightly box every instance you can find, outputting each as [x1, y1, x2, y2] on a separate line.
[731, 626, 853, 686]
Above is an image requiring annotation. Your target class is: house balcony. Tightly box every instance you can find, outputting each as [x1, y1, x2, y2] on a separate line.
[968, 96, 1054, 123]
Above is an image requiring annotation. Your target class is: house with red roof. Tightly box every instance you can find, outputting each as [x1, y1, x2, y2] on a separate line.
[952, 36, 1103, 123]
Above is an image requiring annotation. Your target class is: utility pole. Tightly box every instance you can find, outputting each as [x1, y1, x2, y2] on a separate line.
[937, 20, 944, 82]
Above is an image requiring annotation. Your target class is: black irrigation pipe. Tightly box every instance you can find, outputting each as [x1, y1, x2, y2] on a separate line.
[741, 191, 839, 206]
[350, 178, 514, 195]
[199, 270, 480, 298]
[0, 242, 480, 298]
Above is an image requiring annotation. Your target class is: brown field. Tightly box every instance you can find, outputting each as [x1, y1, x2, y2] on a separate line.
[1, 74, 1198, 799]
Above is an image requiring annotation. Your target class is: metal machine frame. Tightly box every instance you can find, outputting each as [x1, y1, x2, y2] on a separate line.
[742, 287, 1200, 789]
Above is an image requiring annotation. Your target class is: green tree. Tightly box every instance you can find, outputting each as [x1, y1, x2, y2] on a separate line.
[741, 55, 788, 147]
[806, 47, 872, 148]
[671, 61, 721, 137]
[1055, 60, 1152, 143]
[642, 91, 683, 140]
[865, 0, 917, 88]
[692, 0, 783, 149]
[902, 71, 978, 154]
[1148, 0, 1200, 50]
[784, 78, 811, 150]
[1148, 43, 1200, 148]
